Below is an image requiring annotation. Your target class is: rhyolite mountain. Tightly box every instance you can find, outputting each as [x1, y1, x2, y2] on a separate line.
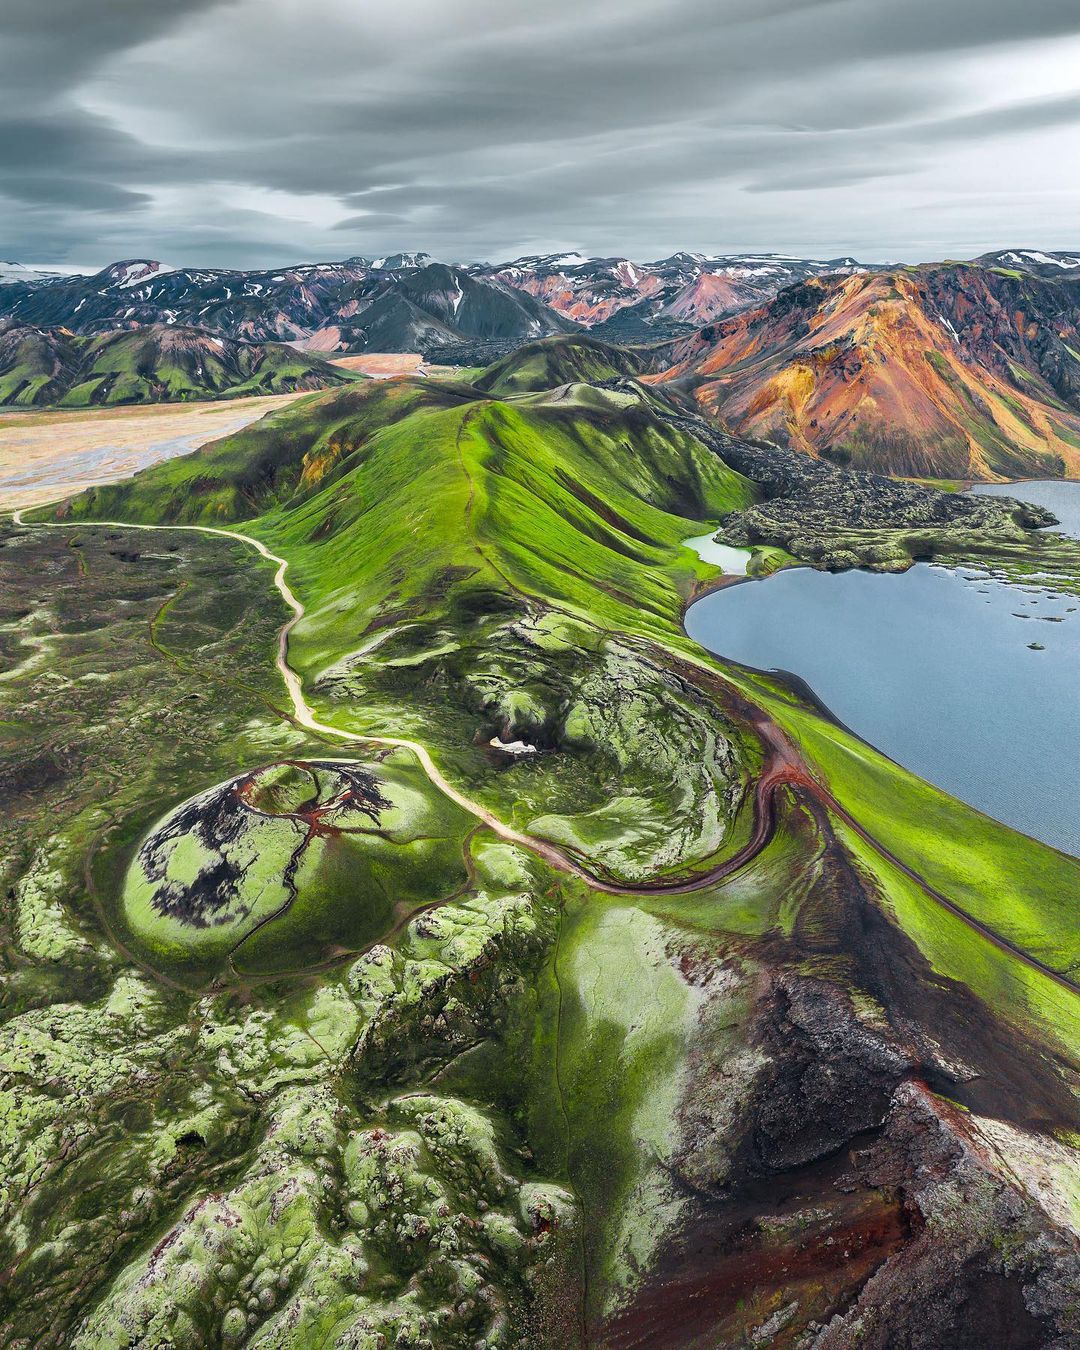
[656, 262, 1080, 481]
[488, 251, 868, 336]
[0, 319, 353, 406]
[0, 257, 577, 358]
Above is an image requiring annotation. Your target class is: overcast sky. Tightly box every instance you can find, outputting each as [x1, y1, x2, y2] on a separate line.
[4, 0, 1080, 270]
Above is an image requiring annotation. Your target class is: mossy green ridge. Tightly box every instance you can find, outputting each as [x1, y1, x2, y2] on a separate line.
[57, 362, 761, 891]
[473, 333, 645, 397]
[6, 334, 1080, 1344]
[61, 377, 472, 521]
[0, 320, 355, 407]
[734, 684, 1080, 1055]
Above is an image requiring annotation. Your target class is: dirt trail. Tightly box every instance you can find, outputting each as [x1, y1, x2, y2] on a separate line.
[11, 508, 1078, 996]
[11, 507, 602, 880]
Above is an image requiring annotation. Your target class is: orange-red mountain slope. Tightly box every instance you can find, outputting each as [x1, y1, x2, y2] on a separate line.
[654, 265, 1080, 480]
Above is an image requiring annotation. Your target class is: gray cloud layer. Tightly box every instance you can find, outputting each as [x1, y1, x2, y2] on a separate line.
[3, 0, 1080, 267]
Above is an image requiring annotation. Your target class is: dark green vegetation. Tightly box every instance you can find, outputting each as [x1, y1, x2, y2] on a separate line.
[0, 319, 354, 407]
[473, 334, 646, 396]
[4, 335, 1079, 1346]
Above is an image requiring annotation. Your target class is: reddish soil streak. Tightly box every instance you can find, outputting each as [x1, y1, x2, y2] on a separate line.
[602, 1188, 910, 1349]
[583, 707, 814, 898]
[584, 655, 1080, 997]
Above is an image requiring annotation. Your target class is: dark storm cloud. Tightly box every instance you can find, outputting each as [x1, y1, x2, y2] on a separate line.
[0, 176, 149, 212]
[0, 0, 234, 104]
[0, 112, 189, 179]
[2, 0, 1080, 266]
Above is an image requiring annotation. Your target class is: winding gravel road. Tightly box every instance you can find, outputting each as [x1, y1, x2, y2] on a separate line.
[11, 507, 1078, 996]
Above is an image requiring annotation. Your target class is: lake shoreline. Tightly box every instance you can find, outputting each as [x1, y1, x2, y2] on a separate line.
[683, 480, 1080, 858]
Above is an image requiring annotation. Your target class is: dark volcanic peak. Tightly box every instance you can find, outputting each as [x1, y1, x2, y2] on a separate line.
[650, 250, 707, 266]
[95, 259, 177, 289]
[368, 251, 436, 270]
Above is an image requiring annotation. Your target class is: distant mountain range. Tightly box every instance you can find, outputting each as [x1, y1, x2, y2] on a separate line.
[656, 260, 1080, 480]
[0, 320, 352, 407]
[488, 251, 866, 338]
[0, 256, 577, 359]
[0, 261, 74, 285]
[976, 249, 1080, 278]
[4, 247, 1077, 357]
[5, 246, 1080, 477]
[0, 250, 870, 356]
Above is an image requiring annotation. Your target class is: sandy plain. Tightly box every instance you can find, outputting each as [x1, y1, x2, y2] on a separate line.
[0, 393, 307, 511]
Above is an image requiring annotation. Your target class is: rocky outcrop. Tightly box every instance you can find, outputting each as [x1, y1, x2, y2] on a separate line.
[638, 397, 1060, 573]
[602, 804, 1080, 1349]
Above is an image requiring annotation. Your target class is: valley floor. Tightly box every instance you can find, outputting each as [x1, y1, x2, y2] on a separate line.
[0, 392, 307, 510]
[0, 344, 1076, 1348]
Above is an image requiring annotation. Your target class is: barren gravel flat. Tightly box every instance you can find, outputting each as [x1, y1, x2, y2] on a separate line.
[329, 351, 425, 377]
[0, 392, 307, 510]
[328, 352, 464, 380]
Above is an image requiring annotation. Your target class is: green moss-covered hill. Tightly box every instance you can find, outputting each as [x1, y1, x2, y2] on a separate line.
[0, 318, 356, 407]
[473, 332, 646, 396]
[60, 335, 1080, 1009]
[8, 334, 1079, 1347]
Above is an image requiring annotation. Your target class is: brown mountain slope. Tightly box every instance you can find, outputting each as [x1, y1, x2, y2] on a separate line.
[656, 270, 759, 324]
[655, 265, 1080, 480]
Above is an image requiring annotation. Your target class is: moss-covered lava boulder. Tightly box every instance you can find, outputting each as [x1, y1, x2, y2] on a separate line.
[122, 752, 475, 979]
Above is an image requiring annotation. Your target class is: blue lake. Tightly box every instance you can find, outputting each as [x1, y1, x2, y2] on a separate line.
[685, 482, 1080, 857]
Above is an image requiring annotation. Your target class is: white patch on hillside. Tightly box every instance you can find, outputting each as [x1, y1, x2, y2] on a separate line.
[114, 261, 176, 289]
[936, 312, 961, 344]
[0, 261, 67, 284]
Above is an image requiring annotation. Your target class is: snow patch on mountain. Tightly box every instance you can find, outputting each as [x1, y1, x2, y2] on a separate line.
[1009, 250, 1080, 269]
[97, 260, 178, 290]
[0, 261, 68, 285]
